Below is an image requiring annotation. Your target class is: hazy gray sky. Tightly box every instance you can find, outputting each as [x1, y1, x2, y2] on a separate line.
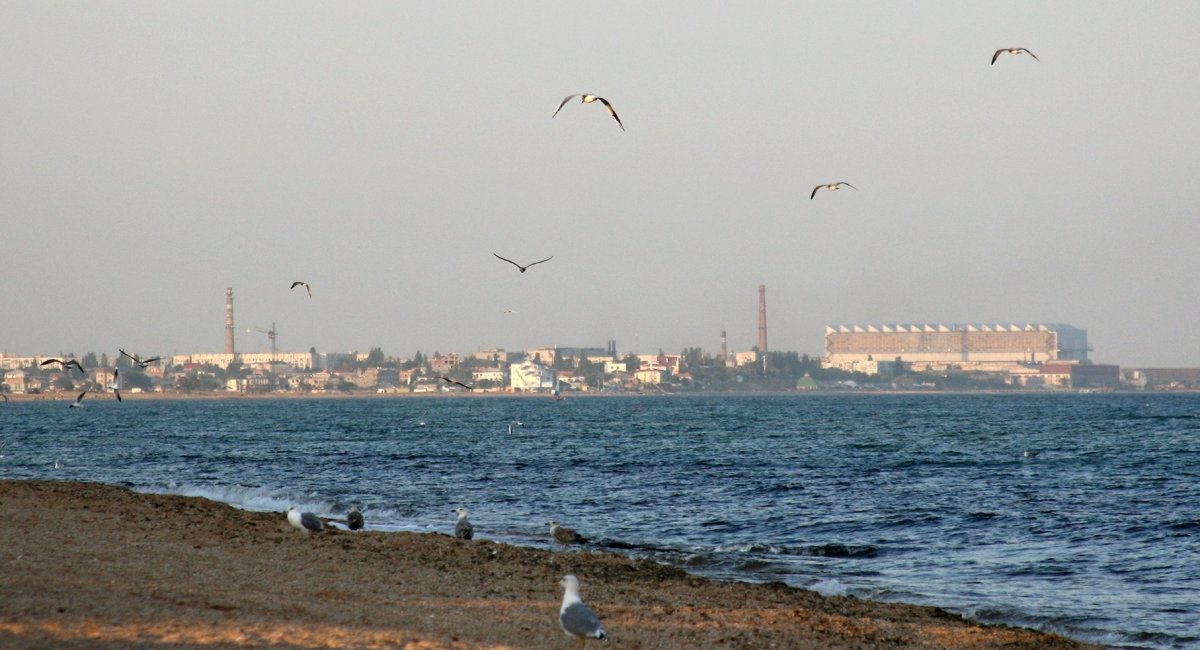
[3, 1, 1198, 367]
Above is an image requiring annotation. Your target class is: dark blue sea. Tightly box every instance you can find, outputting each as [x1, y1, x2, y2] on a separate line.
[2, 393, 1197, 648]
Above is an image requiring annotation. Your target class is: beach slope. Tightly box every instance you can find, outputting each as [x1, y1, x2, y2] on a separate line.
[0, 480, 1094, 649]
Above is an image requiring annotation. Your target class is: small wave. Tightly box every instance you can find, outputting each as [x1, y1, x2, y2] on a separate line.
[809, 578, 849, 596]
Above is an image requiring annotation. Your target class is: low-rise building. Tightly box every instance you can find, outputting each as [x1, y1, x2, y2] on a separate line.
[510, 361, 555, 392]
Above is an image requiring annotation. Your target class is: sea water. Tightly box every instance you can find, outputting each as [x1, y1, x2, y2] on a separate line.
[2, 393, 1197, 648]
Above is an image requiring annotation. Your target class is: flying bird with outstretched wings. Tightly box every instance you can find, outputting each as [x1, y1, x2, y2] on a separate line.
[493, 253, 553, 273]
[290, 281, 312, 298]
[440, 376, 474, 391]
[991, 47, 1039, 65]
[810, 182, 858, 200]
[552, 94, 624, 131]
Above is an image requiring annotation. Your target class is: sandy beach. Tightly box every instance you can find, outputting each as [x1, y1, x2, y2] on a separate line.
[0, 480, 1097, 649]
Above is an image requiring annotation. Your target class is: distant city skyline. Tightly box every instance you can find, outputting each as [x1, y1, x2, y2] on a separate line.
[3, 3, 1198, 367]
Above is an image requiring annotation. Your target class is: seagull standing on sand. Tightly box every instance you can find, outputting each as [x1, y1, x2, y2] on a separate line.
[810, 182, 857, 200]
[547, 521, 589, 548]
[553, 94, 624, 131]
[68, 390, 88, 408]
[558, 574, 608, 649]
[453, 507, 474, 540]
[290, 281, 313, 298]
[346, 506, 364, 531]
[287, 507, 325, 534]
[493, 253, 554, 274]
[992, 47, 1039, 65]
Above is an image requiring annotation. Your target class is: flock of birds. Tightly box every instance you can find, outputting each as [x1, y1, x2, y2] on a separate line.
[284, 502, 605, 646]
[27, 53, 1040, 646]
[37, 349, 162, 408]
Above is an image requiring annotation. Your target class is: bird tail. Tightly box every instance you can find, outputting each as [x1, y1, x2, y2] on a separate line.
[596, 630, 608, 641]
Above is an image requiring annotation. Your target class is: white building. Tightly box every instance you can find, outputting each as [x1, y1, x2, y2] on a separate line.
[510, 361, 555, 392]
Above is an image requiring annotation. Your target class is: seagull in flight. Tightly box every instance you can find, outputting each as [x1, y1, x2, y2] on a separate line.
[119, 349, 161, 369]
[493, 253, 553, 273]
[69, 390, 88, 408]
[41, 358, 85, 375]
[991, 47, 1039, 65]
[508, 420, 523, 435]
[290, 281, 313, 298]
[553, 94, 624, 131]
[440, 376, 474, 391]
[810, 182, 857, 200]
[107, 369, 122, 403]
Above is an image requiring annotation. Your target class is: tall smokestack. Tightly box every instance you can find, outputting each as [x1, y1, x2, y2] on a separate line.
[757, 285, 767, 353]
[720, 330, 727, 361]
[224, 287, 235, 355]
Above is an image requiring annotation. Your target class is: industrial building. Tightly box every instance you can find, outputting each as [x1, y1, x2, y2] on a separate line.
[822, 323, 1090, 374]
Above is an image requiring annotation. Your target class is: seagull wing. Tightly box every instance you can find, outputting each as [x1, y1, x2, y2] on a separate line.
[991, 49, 1004, 65]
[596, 97, 624, 130]
[838, 182, 858, 191]
[552, 94, 581, 118]
[119, 349, 138, 362]
[525, 256, 554, 268]
[1021, 48, 1039, 61]
[493, 253, 523, 269]
[810, 185, 823, 200]
[41, 359, 61, 367]
[114, 389, 122, 402]
[142, 357, 161, 364]
[76, 390, 88, 403]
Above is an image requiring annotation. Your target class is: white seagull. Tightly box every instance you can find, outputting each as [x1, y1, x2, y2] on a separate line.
[991, 47, 1039, 65]
[558, 574, 608, 649]
[290, 281, 313, 298]
[553, 94, 624, 131]
[107, 369, 122, 403]
[810, 182, 857, 200]
[453, 507, 474, 540]
[508, 420, 523, 435]
[287, 507, 325, 534]
[68, 390, 88, 408]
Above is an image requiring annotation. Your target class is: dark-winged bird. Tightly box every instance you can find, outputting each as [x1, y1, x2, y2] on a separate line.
[290, 281, 312, 298]
[41, 358, 85, 374]
[440, 376, 474, 391]
[552, 94, 624, 131]
[120, 349, 161, 368]
[991, 47, 1039, 65]
[547, 521, 589, 547]
[493, 253, 553, 273]
[346, 506, 364, 531]
[810, 182, 857, 200]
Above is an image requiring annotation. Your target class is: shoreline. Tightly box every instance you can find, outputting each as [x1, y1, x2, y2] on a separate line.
[0, 479, 1097, 649]
[1, 387, 1183, 403]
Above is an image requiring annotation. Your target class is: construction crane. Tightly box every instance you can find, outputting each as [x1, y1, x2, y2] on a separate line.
[247, 322, 279, 360]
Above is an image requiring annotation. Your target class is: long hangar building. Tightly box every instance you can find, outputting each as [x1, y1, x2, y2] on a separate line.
[822, 323, 1091, 375]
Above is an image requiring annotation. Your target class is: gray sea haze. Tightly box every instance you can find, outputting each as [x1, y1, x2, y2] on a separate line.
[2, 393, 1197, 648]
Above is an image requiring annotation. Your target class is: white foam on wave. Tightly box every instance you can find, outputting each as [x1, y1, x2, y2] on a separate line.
[136, 482, 336, 516]
[809, 578, 849, 597]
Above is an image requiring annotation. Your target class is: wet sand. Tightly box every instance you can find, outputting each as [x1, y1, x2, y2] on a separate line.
[0, 480, 1097, 649]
